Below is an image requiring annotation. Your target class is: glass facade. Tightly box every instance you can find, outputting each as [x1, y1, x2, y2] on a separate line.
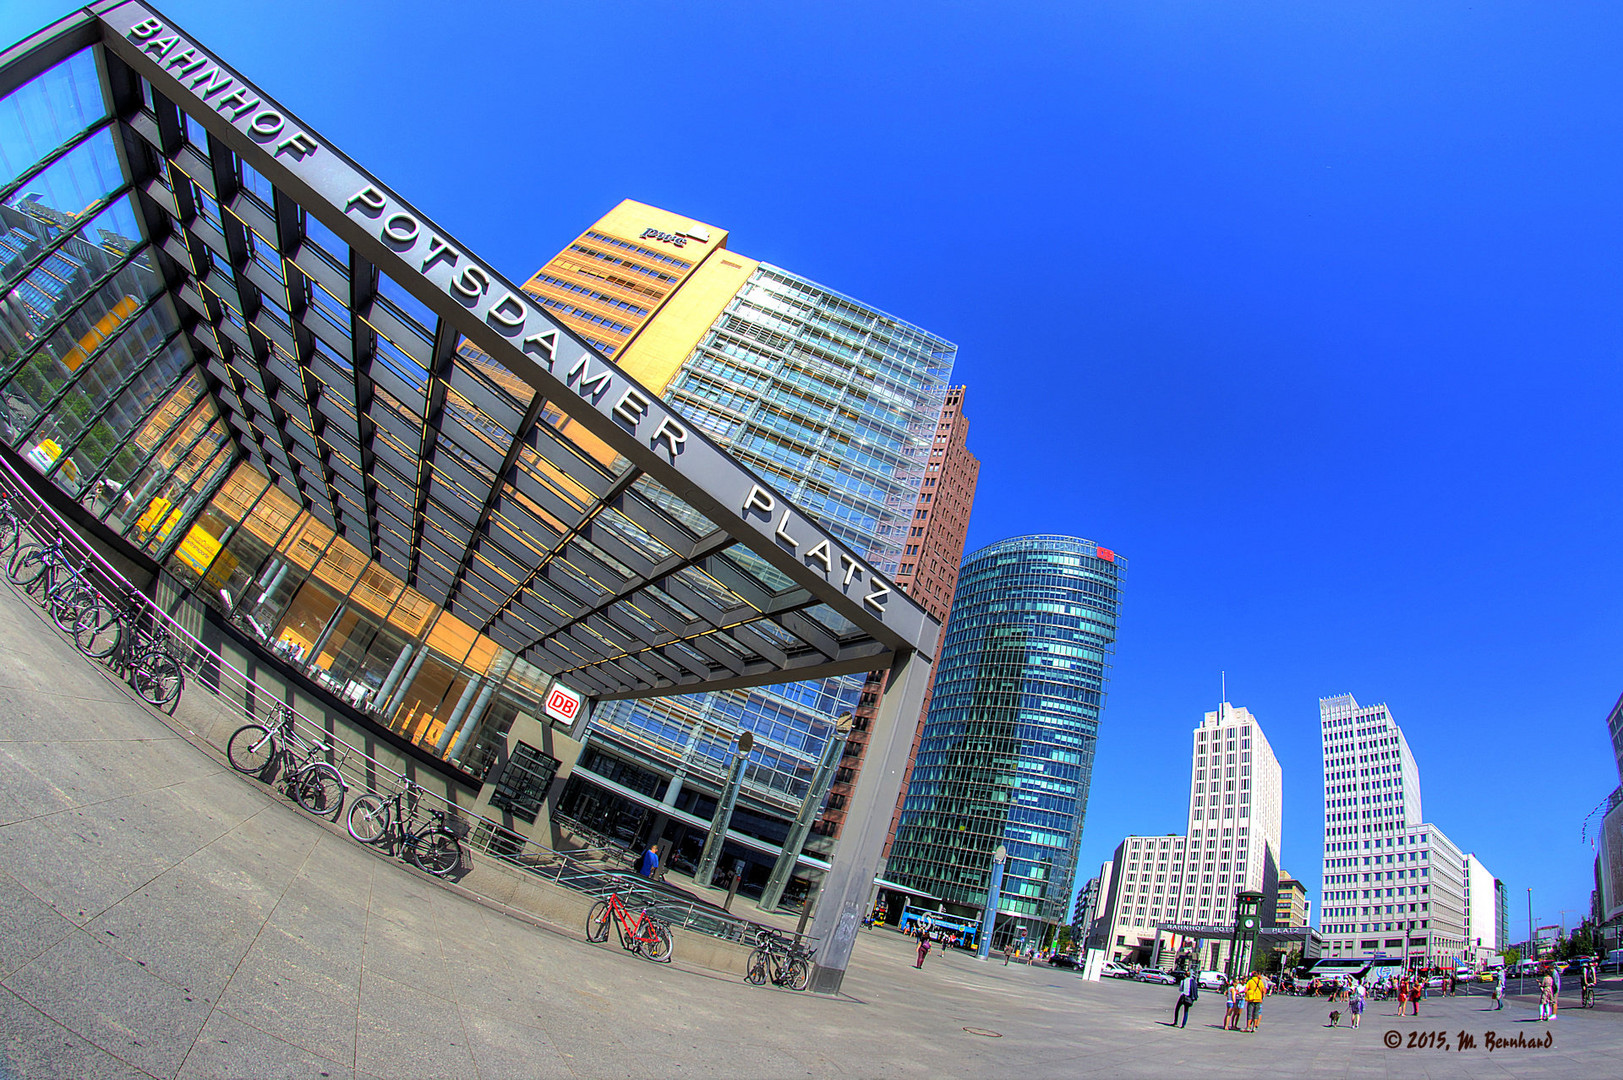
[0, 48, 231, 552]
[886, 535, 1125, 926]
[584, 265, 955, 869]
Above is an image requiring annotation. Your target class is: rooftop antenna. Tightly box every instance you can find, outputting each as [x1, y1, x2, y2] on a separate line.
[1220, 671, 1227, 719]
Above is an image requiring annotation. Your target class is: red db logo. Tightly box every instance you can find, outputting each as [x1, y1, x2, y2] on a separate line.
[545, 686, 580, 722]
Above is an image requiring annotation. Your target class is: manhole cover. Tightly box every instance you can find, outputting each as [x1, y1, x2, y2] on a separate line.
[962, 1027, 1003, 1038]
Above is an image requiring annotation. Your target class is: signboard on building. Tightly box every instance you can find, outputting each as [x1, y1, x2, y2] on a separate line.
[543, 681, 584, 726]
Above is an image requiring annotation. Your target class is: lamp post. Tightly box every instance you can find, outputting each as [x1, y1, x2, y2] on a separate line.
[757, 714, 853, 912]
[975, 845, 1008, 961]
[694, 730, 754, 887]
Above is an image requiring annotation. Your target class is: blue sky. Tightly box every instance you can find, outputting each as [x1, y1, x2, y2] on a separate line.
[6, 0, 1620, 937]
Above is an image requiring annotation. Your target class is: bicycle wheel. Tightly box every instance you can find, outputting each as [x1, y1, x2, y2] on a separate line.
[48, 584, 91, 633]
[786, 957, 810, 991]
[407, 829, 461, 876]
[745, 947, 769, 985]
[640, 919, 673, 963]
[0, 515, 17, 558]
[74, 603, 123, 659]
[291, 763, 345, 817]
[132, 651, 183, 707]
[586, 901, 612, 942]
[346, 793, 392, 843]
[226, 723, 277, 774]
[8, 544, 45, 587]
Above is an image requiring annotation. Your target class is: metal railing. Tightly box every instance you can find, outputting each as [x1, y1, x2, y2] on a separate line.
[0, 455, 774, 949]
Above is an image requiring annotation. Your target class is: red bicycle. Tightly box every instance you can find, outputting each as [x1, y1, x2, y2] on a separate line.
[585, 892, 673, 963]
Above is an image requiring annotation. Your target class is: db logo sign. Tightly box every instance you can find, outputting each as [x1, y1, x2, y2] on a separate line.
[544, 684, 583, 724]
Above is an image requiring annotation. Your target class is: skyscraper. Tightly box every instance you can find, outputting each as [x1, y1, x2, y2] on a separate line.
[823, 386, 978, 848]
[1096, 702, 1284, 969]
[523, 202, 971, 894]
[1318, 694, 1467, 965]
[883, 535, 1124, 938]
[1463, 853, 1501, 962]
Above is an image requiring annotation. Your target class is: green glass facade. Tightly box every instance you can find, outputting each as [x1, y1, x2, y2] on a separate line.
[886, 535, 1124, 927]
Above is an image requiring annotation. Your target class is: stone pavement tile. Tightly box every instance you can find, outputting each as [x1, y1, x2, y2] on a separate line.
[198, 803, 325, 891]
[459, 1012, 576, 1079]
[0, 787, 231, 924]
[3, 928, 214, 1078]
[0, 983, 157, 1080]
[0, 633, 134, 704]
[354, 970, 477, 1080]
[175, 1008, 356, 1080]
[85, 858, 284, 1001]
[0, 863, 78, 979]
[214, 946, 360, 1065]
[259, 879, 369, 974]
[291, 835, 376, 911]
[360, 907, 456, 1000]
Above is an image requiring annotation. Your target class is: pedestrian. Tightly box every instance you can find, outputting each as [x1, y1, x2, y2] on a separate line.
[636, 843, 659, 878]
[914, 929, 931, 969]
[1223, 979, 1243, 1030]
[1550, 963, 1561, 1020]
[1172, 970, 1198, 1028]
[1002, 944, 1012, 966]
[1396, 976, 1408, 1016]
[1538, 969, 1554, 1021]
[1243, 970, 1268, 1032]
[1349, 979, 1366, 1028]
[1493, 968, 1505, 1010]
[1582, 960, 1598, 1008]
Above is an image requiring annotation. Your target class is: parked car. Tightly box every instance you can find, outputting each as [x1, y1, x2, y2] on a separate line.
[1101, 961, 1134, 979]
[1048, 954, 1078, 969]
[1197, 971, 1229, 992]
[1136, 969, 1178, 986]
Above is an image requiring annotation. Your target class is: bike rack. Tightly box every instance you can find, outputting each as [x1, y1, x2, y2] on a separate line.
[0, 455, 778, 948]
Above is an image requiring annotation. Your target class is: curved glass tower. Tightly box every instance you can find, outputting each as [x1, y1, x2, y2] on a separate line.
[885, 535, 1124, 931]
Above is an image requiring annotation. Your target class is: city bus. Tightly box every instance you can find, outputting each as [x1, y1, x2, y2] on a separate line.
[898, 904, 980, 948]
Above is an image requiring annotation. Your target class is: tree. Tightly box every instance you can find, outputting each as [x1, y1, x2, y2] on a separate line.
[1055, 927, 1073, 954]
[1502, 946, 1521, 968]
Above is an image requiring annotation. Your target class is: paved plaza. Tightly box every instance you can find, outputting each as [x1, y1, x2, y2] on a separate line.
[0, 586, 1619, 1079]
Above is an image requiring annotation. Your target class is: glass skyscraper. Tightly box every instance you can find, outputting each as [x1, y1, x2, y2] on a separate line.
[885, 535, 1124, 932]
[586, 265, 953, 837]
[522, 204, 959, 888]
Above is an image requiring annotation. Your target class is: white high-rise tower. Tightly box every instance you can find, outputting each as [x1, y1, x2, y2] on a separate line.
[1318, 694, 1467, 964]
[1098, 702, 1284, 970]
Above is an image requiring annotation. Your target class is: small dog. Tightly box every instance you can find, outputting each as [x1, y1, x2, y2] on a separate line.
[1328, 1010, 1341, 1027]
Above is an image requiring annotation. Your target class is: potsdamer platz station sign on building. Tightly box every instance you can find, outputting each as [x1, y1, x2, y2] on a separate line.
[0, 1, 938, 992]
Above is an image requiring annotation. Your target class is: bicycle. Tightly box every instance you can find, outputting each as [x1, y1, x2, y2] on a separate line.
[40, 553, 101, 634]
[345, 776, 467, 877]
[585, 891, 673, 963]
[226, 705, 348, 817]
[746, 927, 812, 990]
[73, 597, 186, 708]
[0, 492, 27, 562]
[8, 535, 71, 601]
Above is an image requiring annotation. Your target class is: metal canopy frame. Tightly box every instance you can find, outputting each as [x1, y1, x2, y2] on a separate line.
[41, 0, 941, 707]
